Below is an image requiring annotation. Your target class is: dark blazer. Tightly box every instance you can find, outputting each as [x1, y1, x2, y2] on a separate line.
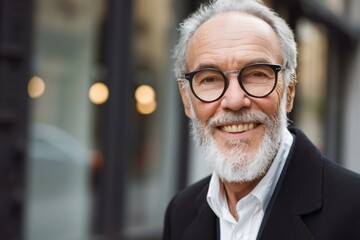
[163, 128, 360, 240]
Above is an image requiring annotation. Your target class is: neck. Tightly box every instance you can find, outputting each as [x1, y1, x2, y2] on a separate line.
[223, 178, 262, 220]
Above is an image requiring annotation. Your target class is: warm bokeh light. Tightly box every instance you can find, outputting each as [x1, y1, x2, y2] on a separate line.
[89, 82, 109, 105]
[135, 85, 156, 104]
[136, 100, 157, 115]
[135, 84, 157, 115]
[28, 76, 46, 98]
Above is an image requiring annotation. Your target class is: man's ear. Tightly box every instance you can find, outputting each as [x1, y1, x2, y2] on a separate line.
[286, 74, 297, 113]
[178, 82, 193, 118]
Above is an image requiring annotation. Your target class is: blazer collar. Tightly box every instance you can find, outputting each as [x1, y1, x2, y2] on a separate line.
[257, 128, 323, 240]
[183, 184, 218, 240]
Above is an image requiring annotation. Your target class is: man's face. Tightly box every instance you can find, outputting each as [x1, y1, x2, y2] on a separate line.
[179, 13, 295, 182]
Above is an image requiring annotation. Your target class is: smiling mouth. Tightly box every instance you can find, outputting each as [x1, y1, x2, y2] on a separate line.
[219, 123, 260, 133]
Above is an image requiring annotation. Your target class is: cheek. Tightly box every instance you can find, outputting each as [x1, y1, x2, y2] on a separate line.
[257, 100, 279, 116]
[254, 89, 284, 116]
[192, 98, 220, 123]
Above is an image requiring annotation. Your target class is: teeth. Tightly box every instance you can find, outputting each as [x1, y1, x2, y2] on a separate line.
[222, 123, 257, 133]
[238, 125, 244, 132]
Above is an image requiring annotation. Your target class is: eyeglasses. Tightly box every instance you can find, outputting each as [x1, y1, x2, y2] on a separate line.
[178, 63, 284, 103]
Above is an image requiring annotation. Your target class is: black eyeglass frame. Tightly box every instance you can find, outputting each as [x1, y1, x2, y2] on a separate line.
[178, 63, 284, 103]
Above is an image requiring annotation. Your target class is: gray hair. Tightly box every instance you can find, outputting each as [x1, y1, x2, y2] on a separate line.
[173, 0, 297, 86]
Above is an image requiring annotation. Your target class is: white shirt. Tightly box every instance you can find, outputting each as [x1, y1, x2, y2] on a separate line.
[207, 129, 294, 240]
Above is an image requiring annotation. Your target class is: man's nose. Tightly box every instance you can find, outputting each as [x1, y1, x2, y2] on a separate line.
[220, 75, 251, 111]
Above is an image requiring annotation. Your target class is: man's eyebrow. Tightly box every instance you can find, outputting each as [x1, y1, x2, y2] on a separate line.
[194, 63, 220, 71]
[246, 59, 271, 65]
[194, 59, 273, 71]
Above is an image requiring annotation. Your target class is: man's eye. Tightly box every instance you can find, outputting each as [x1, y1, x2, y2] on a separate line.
[202, 76, 217, 83]
[251, 71, 268, 78]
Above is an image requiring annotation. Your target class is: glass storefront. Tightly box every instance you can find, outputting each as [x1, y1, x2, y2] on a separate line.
[25, 0, 104, 239]
[24, 0, 181, 239]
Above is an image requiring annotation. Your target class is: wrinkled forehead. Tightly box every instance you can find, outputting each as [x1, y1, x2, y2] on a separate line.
[187, 12, 282, 69]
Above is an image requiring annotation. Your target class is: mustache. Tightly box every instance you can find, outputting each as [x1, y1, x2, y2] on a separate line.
[207, 110, 274, 127]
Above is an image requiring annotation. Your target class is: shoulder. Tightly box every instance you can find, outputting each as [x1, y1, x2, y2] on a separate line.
[290, 127, 360, 187]
[290, 128, 360, 209]
[169, 175, 211, 210]
[280, 128, 360, 238]
[322, 157, 360, 197]
[163, 176, 212, 239]
[317, 158, 360, 238]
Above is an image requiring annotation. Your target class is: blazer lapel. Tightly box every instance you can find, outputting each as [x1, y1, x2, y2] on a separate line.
[183, 185, 218, 240]
[258, 129, 323, 240]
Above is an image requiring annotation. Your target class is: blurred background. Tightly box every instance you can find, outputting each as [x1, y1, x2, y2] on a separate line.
[0, 0, 359, 239]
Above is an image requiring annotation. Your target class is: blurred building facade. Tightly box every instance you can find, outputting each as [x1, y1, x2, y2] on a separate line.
[0, 0, 359, 239]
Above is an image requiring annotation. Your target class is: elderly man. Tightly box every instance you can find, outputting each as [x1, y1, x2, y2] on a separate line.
[163, 0, 360, 239]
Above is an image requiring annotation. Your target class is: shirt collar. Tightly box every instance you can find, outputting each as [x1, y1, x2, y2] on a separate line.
[207, 128, 294, 218]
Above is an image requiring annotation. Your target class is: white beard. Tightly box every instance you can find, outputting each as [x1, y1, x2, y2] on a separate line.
[189, 94, 288, 183]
